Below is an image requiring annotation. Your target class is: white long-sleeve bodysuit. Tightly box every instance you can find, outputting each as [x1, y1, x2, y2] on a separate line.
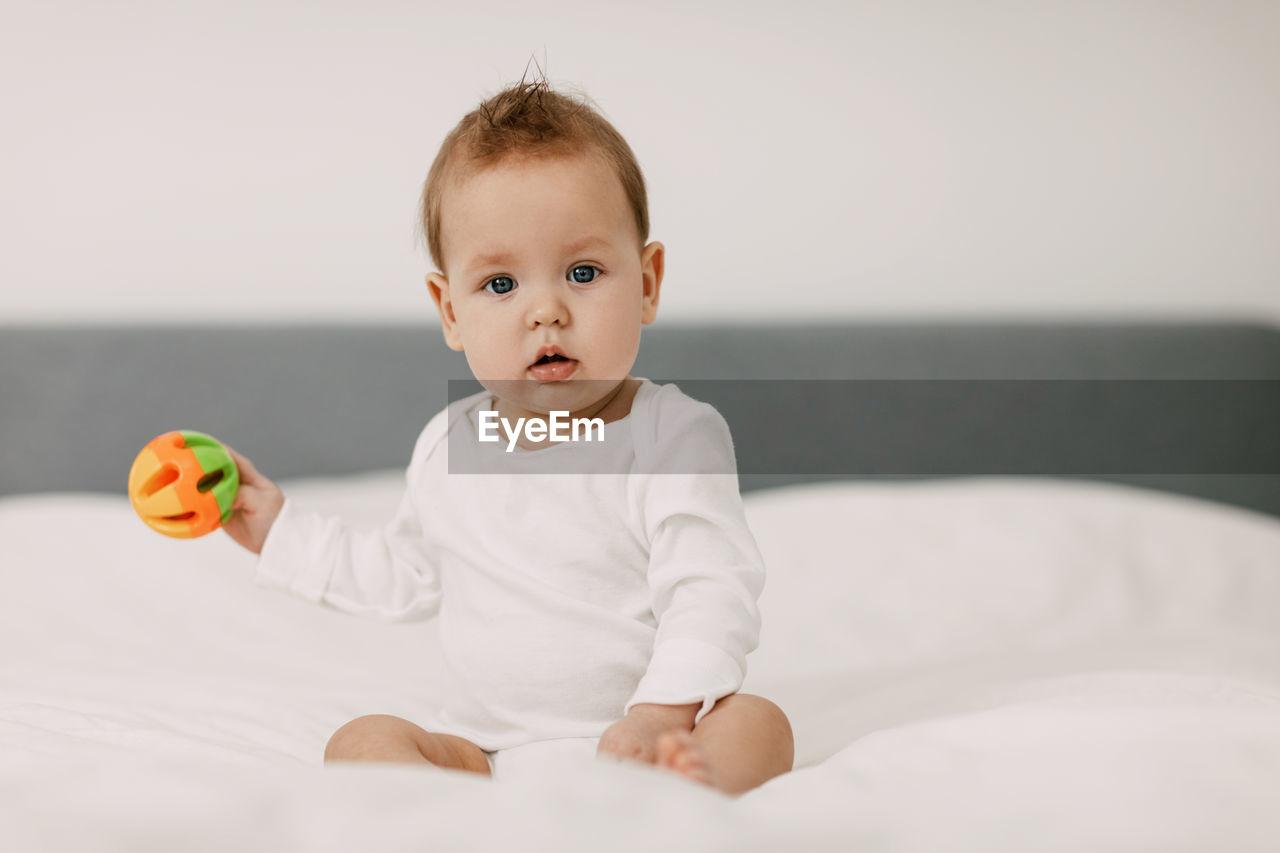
[254, 378, 766, 752]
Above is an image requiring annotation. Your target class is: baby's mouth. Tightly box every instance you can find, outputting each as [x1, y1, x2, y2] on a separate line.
[528, 353, 579, 381]
[533, 353, 569, 366]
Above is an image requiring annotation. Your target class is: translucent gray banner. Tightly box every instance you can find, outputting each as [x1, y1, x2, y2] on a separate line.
[446, 379, 1280, 475]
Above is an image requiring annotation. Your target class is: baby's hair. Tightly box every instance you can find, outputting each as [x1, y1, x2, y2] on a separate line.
[418, 54, 650, 278]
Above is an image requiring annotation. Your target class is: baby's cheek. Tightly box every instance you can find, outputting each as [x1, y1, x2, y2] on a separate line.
[467, 333, 510, 373]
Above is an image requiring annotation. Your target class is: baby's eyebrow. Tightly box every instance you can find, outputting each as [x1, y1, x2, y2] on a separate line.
[466, 236, 613, 270]
[562, 235, 613, 254]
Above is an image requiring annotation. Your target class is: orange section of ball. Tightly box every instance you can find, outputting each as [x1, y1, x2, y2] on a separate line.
[128, 431, 225, 539]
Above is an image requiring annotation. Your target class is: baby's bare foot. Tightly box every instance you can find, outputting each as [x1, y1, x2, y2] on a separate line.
[656, 731, 719, 790]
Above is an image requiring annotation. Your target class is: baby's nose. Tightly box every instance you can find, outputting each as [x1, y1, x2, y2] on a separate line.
[526, 288, 568, 327]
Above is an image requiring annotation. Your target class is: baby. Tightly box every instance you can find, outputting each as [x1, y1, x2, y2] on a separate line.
[221, 71, 794, 796]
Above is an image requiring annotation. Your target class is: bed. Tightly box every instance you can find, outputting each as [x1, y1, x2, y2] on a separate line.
[2, 321, 1279, 851]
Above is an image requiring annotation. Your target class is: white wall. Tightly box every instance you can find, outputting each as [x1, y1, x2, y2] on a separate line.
[2, 0, 1277, 325]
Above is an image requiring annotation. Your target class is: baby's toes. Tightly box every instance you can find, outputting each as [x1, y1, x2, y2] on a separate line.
[656, 732, 717, 787]
[656, 731, 681, 766]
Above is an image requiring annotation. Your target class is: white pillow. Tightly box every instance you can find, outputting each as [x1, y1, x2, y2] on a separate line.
[744, 477, 1280, 678]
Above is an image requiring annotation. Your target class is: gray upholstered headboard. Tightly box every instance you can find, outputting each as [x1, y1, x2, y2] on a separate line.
[2, 322, 1278, 517]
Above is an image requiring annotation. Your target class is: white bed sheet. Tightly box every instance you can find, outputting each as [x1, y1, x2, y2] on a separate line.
[1, 475, 1278, 851]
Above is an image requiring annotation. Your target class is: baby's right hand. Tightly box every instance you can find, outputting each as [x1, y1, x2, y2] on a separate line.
[221, 446, 285, 555]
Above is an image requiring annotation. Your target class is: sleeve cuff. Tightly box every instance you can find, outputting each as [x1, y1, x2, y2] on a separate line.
[253, 497, 333, 603]
[623, 637, 746, 726]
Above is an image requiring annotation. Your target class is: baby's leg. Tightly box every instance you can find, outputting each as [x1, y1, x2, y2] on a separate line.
[324, 714, 491, 775]
[658, 693, 793, 796]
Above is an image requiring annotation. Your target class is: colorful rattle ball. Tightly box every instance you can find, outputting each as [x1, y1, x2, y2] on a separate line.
[128, 430, 240, 539]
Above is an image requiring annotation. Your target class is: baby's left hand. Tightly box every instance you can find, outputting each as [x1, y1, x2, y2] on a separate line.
[597, 703, 699, 765]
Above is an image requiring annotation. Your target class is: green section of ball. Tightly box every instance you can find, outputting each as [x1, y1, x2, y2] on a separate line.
[181, 430, 241, 522]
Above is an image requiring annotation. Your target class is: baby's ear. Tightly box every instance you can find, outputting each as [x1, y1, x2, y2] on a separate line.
[640, 241, 664, 324]
[425, 273, 464, 351]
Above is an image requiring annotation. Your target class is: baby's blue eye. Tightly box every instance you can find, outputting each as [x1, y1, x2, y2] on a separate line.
[484, 276, 515, 295]
[570, 265, 600, 284]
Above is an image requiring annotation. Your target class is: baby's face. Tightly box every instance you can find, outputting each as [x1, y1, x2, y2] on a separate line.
[427, 151, 663, 418]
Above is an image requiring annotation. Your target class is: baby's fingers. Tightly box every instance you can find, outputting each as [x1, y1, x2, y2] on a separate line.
[230, 487, 252, 513]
